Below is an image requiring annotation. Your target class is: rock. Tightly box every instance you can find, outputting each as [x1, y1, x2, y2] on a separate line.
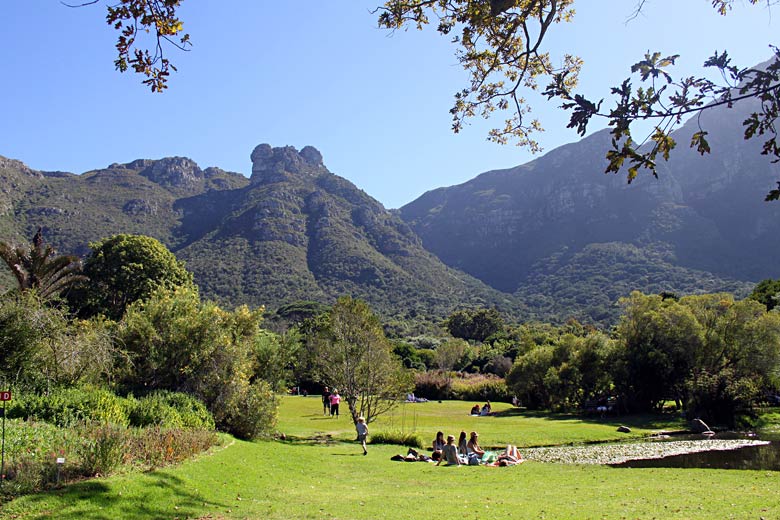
[140, 157, 203, 188]
[250, 144, 327, 183]
[123, 199, 157, 216]
[690, 418, 711, 434]
[617, 425, 631, 433]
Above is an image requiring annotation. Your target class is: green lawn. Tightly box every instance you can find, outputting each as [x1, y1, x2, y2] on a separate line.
[278, 396, 682, 447]
[2, 397, 779, 520]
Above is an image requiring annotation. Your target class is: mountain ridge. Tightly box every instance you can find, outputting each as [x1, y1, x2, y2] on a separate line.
[399, 96, 779, 322]
[0, 146, 525, 323]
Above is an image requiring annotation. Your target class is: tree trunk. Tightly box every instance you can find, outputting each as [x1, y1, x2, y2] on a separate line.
[347, 396, 359, 426]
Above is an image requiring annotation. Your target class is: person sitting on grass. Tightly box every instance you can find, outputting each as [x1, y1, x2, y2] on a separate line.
[467, 431, 485, 457]
[436, 435, 461, 466]
[432, 431, 446, 458]
[470, 404, 480, 415]
[457, 431, 468, 457]
[480, 401, 492, 416]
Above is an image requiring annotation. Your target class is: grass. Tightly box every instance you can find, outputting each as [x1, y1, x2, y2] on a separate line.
[277, 396, 683, 447]
[2, 398, 779, 519]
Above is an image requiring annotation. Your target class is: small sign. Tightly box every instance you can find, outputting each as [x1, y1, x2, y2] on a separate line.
[56, 457, 66, 464]
[0, 392, 10, 402]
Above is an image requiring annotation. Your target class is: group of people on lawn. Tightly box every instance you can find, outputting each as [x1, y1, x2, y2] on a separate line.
[319, 389, 520, 465]
[431, 430, 522, 467]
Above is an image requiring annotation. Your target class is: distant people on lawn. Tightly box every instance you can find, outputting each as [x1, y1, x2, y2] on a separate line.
[322, 386, 331, 416]
[330, 390, 341, 417]
[406, 393, 429, 403]
[356, 416, 369, 455]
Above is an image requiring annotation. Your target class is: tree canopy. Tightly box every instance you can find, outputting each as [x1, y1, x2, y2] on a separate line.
[0, 228, 86, 300]
[70, 234, 195, 320]
[749, 278, 780, 311]
[309, 296, 412, 424]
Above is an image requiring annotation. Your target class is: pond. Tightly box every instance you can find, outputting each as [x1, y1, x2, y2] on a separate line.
[523, 433, 780, 471]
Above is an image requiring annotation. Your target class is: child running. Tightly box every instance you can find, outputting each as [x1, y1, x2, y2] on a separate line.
[356, 416, 369, 455]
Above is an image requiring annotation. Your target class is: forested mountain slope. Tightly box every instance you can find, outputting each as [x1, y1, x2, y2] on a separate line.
[400, 97, 778, 323]
[0, 145, 523, 322]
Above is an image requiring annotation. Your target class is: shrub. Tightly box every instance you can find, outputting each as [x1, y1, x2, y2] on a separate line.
[413, 371, 452, 400]
[8, 386, 130, 427]
[369, 430, 424, 448]
[213, 380, 278, 440]
[129, 391, 214, 429]
[450, 374, 510, 402]
[127, 427, 219, 467]
[75, 422, 128, 476]
[0, 419, 74, 496]
[0, 418, 218, 499]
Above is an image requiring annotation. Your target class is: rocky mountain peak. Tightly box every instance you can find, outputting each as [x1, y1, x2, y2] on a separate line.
[0, 155, 43, 178]
[139, 157, 204, 188]
[250, 144, 327, 184]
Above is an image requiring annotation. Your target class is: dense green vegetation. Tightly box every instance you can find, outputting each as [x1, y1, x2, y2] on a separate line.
[70, 234, 195, 320]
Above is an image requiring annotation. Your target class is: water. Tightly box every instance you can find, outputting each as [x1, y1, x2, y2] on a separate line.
[612, 433, 780, 471]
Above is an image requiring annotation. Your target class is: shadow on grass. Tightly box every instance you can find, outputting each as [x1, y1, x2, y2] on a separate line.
[492, 408, 683, 431]
[279, 433, 339, 446]
[330, 452, 364, 457]
[10, 471, 230, 520]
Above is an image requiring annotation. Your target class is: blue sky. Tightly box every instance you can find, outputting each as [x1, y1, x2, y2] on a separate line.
[0, 1, 776, 208]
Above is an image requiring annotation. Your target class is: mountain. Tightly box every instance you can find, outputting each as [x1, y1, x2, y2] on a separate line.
[0, 145, 524, 322]
[399, 96, 780, 323]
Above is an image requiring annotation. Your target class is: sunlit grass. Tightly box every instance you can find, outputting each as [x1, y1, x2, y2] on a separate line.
[276, 395, 684, 447]
[2, 399, 778, 519]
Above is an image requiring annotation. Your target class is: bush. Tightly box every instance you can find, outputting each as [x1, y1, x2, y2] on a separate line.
[129, 391, 214, 429]
[213, 380, 278, 440]
[413, 371, 452, 400]
[127, 427, 219, 467]
[75, 422, 128, 476]
[0, 418, 220, 498]
[0, 420, 75, 496]
[369, 430, 424, 448]
[8, 386, 130, 427]
[450, 374, 510, 402]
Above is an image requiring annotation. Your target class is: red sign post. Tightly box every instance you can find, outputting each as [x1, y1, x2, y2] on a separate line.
[1, 390, 9, 486]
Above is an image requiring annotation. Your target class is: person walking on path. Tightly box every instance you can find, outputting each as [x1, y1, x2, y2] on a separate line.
[356, 416, 369, 455]
[330, 390, 341, 417]
[322, 386, 332, 416]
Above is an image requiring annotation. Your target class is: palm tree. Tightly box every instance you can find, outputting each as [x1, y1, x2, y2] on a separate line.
[0, 227, 87, 299]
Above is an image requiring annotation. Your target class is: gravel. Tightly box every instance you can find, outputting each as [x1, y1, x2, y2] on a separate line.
[522, 439, 770, 465]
